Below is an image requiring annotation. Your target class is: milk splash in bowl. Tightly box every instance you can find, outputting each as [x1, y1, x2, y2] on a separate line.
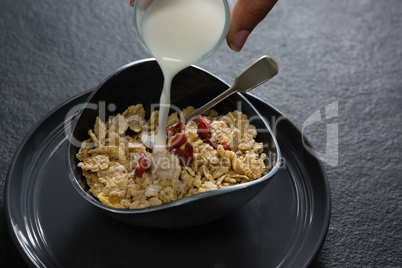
[133, 0, 230, 151]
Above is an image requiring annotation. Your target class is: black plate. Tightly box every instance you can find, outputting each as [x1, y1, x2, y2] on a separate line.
[5, 90, 330, 268]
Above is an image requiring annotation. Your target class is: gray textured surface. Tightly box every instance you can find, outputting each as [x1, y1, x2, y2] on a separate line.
[1, 0, 401, 267]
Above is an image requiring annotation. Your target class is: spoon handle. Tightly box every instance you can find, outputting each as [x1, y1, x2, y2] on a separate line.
[181, 56, 278, 124]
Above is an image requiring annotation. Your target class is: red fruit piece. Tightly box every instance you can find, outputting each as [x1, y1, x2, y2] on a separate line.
[182, 142, 194, 166]
[197, 115, 231, 151]
[169, 134, 188, 152]
[134, 154, 150, 176]
[174, 142, 194, 167]
[197, 115, 211, 141]
[206, 140, 231, 151]
[207, 140, 218, 149]
[221, 141, 232, 151]
[169, 134, 193, 167]
[166, 121, 186, 139]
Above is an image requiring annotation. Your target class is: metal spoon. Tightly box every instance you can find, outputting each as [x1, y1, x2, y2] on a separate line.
[181, 55, 278, 124]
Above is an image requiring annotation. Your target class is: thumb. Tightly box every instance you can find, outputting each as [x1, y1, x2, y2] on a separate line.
[227, 0, 277, 52]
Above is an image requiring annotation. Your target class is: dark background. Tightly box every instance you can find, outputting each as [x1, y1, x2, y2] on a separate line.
[1, 0, 401, 267]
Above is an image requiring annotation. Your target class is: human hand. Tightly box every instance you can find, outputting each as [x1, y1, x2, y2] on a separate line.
[228, 0, 277, 52]
[129, 0, 277, 52]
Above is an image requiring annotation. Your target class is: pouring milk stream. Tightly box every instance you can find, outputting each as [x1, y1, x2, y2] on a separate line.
[139, 0, 227, 152]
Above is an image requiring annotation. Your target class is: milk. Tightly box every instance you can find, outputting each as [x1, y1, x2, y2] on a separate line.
[141, 0, 226, 152]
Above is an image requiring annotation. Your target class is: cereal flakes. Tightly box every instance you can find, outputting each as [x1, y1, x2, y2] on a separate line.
[76, 104, 268, 209]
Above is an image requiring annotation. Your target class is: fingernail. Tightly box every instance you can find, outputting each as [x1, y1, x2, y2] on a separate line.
[230, 30, 251, 52]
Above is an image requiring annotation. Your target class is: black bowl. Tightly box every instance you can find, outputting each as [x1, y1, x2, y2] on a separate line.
[67, 59, 281, 228]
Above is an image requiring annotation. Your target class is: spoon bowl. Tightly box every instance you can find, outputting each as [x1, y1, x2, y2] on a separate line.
[67, 59, 281, 228]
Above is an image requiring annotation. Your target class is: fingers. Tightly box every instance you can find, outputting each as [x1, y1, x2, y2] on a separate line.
[130, 0, 134, 6]
[227, 0, 277, 52]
